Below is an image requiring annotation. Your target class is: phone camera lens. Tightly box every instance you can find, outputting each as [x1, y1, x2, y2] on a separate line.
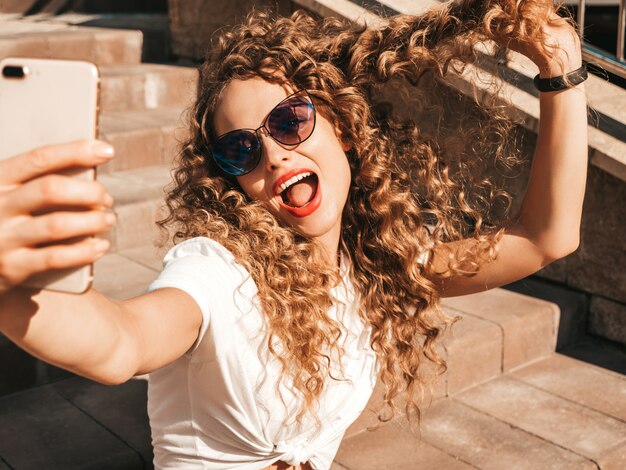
[2, 65, 27, 79]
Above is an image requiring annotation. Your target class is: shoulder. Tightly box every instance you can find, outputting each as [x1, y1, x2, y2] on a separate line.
[150, 236, 248, 297]
[162, 236, 236, 266]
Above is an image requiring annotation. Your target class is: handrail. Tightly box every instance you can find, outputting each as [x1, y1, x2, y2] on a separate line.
[577, 0, 626, 78]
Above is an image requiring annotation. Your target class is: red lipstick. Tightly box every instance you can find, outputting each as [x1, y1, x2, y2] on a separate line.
[274, 169, 322, 218]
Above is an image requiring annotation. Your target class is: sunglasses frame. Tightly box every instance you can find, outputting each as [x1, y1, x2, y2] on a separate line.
[211, 89, 317, 176]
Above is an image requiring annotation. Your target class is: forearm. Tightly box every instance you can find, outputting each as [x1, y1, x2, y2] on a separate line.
[514, 49, 588, 258]
[0, 287, 137, 384]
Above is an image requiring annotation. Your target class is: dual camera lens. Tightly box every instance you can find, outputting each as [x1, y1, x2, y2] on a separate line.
[2, 65, 27, 79]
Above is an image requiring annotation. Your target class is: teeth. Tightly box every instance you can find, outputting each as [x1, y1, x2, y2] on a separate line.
[277, 172, 313, 194]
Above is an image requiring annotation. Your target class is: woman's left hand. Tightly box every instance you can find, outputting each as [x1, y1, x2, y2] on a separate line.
[503, 13, 582, 77]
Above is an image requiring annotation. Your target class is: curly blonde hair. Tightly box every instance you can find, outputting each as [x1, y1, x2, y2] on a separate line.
[159, 0, 567, 427]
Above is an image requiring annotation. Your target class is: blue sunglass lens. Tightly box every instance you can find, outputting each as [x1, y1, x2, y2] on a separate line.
[212, 130, 261, 176]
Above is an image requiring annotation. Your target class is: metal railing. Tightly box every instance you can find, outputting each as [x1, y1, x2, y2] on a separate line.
[576, 0, 626, 78]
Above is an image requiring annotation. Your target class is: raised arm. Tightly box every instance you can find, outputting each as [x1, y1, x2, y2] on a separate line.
[428, 16, 587, 297]
[0, 142, 202, 384]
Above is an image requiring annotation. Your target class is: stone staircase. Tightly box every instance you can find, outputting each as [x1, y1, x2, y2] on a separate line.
[0, 6, 625, 470]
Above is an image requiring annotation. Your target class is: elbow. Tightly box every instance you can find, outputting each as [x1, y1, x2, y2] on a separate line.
[86, 333, 140, 386]
[81, 363, 135, 386]
[95, 371, 134, 386]
[542, 236, 580, 264]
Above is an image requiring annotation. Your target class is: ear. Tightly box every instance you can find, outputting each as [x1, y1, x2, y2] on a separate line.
[335, 127, 352, 152]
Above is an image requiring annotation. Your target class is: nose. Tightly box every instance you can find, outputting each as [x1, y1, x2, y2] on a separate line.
[259, 130, 291, 171]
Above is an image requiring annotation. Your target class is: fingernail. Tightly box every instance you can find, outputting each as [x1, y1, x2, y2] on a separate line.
[95, 142, 114, 159]
[104, 212, 116, 225]
[94, 239, 110, 253]
[104, 193, 114, 206]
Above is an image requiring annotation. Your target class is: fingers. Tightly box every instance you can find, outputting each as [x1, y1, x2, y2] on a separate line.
[1, 238, 110, 287]
[0, 140, 114, 186]
[5, 174, 113, 215]
[4, 210, 116, 249]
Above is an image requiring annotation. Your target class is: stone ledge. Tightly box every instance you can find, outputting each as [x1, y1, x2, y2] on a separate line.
[99, 107, 189, 173]
[98, 164, 173, 254]
[442, 288, 560, 372]
[0, 21, 143, 66]
[100, 64, 198, 113]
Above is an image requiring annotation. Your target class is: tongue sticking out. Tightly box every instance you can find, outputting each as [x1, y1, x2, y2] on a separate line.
[284, 175, 317, 208]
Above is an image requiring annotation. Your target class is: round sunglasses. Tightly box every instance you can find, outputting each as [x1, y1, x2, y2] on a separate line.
[211, 90, 316, 176]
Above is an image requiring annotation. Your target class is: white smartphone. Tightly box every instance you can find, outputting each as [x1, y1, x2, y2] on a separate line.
[0, 57, 100, 294]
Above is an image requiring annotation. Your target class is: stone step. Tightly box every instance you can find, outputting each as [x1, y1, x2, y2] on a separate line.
[337, 353, 626, 469]
[99, 164, 173, 254]
[344, 288, 560, 434]
[0, 21, 142, 66]
[99, 107, 189, 173]
[100, 63, 197, 113]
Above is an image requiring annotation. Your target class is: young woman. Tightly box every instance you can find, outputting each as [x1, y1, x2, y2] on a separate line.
[0, 0, 587, 468]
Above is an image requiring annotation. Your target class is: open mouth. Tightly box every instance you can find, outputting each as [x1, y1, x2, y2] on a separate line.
[277, 172, 319, 209]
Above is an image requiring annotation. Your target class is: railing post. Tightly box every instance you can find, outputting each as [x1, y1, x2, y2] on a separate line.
[618, 0, 626, 62]
[577, 0, 586, 39]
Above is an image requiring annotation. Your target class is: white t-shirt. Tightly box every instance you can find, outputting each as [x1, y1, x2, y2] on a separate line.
[146, 237, 380, 469]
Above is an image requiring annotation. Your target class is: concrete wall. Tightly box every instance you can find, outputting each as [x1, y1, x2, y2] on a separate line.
[168, 0, 292, 61]
[537, 163, 626, 345]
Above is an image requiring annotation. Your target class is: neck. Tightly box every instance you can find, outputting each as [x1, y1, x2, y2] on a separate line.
[314, 226, 342, 270]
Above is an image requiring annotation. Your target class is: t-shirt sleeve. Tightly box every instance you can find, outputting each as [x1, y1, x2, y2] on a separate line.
[147, 237, 230, 357]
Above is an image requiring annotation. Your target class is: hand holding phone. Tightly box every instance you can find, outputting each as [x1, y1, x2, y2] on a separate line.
[0, 141, 115, 295]
[0, 58, 113, 294]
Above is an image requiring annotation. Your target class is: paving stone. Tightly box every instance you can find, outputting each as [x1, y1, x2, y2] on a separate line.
[99, 108, 186, 173]
[46, 29, 97, 63]
[119, 244, 169, 272]
[92, 28, 143, 66]
[335, 416, 474, 470]
[52, 377, 152, 467]
[169, 0, 294, 60]
[93, 253, 158, 300]
[0, 0, 66, 14]
[0, 337, 72, 396]
[109, 198, 163, 252]
[503, 276, 588, 350]
[589, 296, 626, 345]
[457, 376, 626, 467]
[420, 398, 596, 470]
[100, 64, 198, 113]
[568, 166, 626, 304]
[0, 385, 141, 469]
[0, 34, 47, 58]
[561, 338, 626, 376]
[100, 165, 172, 205]
[442, 288, 559, 372]
[510, 353, 626, 422]
[444, 310, 502, 395]
[101, 126, 165, 173]
[99, 165, 172, 253]
[0, 26, 142, 66]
